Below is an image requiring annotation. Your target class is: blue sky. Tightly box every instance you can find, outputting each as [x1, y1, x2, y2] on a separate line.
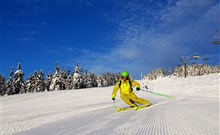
[1, 0, 220, 79]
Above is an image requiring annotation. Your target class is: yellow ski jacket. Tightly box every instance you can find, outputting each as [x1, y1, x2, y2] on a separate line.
[112, 79, 140, 99]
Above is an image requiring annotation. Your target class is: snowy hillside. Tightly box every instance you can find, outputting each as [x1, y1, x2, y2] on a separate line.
[140, 73, 219, 97]
[1, 73, 219, 135]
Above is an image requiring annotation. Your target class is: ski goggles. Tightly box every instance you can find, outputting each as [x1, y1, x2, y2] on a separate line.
[121, 76, 128, 80]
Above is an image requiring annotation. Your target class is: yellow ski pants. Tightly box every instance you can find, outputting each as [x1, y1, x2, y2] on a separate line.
[120, 91, 151, 107]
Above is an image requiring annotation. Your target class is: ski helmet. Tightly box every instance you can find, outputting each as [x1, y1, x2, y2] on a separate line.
[121, 71, 129, 78]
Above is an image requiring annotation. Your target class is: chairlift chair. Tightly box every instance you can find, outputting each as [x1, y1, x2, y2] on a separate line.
[213, 40, 220, 44]
[202, 57, 209, 60]
[193, 53, 199, 59]
[212, 36, 220, 44]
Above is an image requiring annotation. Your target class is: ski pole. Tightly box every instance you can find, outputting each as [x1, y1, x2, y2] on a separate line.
[141, 89, 173, 99]
[112, 100, 117, 109]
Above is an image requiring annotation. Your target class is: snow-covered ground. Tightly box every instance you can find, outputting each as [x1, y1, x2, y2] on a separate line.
[1, 73, 219, 135]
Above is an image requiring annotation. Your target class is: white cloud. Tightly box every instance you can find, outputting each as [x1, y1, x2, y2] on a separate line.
[56, 0, 219, 78]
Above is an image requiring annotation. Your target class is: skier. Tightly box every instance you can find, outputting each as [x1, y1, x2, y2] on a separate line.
[112, 71, 151, 108]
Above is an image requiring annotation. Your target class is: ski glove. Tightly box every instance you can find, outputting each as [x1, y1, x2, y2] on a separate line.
[112, 95, 116, 100]
[136, 87, 140, 91]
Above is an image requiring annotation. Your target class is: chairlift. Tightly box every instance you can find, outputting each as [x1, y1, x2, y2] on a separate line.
[193, 53, 199, 59]
[202, 57, 209, 60]
[212, 36, 220, 44]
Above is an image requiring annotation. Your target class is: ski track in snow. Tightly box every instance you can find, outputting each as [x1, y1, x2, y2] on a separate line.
[1, 74, 219, 135]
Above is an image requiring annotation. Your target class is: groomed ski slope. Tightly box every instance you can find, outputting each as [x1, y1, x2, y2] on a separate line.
[1, 73, 219, 135]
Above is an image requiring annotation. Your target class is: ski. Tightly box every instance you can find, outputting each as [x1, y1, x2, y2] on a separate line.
[116, 107, 133, 112]
[114, 99, 172, 112]
[116, 105, 152, 112]
[133, 105, 149, 110]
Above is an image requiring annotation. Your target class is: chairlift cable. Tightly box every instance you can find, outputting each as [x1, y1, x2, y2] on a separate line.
[191, 29, 219, 62]
[194, 28, 219, 52]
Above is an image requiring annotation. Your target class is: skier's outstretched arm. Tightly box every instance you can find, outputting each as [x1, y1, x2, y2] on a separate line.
[131, 80, 140, 89]
[112, 81, 120, 100]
